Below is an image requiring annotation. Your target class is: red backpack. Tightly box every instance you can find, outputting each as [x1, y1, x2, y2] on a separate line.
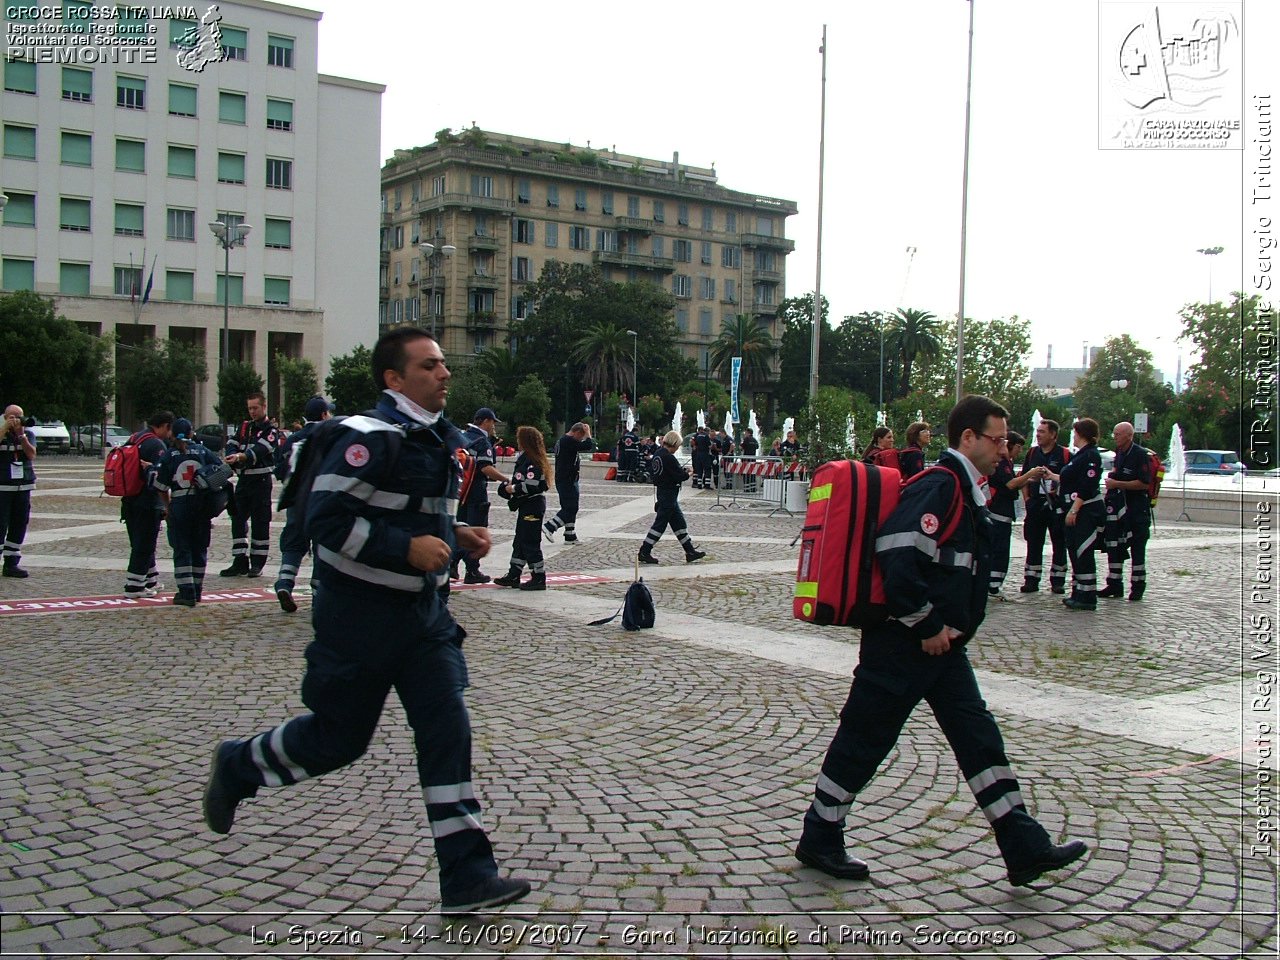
[794, 461, 963, 627]
[103, 431, 154, 498]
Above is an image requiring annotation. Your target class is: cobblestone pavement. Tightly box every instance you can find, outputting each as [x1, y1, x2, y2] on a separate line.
[1, 460, 1276, 957]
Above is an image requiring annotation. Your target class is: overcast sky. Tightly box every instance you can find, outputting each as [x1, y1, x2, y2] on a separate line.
[315, 0, 1276, 389]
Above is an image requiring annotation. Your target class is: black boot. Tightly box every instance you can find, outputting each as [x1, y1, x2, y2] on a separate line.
[2, 563, 29, 578]
[684, 547, 706, 563]
[1097, 583, 1124, 599]
[1019, 580, 1039, 594]
[219, 557, 249, 578]
[638, 545, 659, 565]
[492, 569, 523, 588]
[1128, 584, 1145, 601]
[518, 573, 547, 591]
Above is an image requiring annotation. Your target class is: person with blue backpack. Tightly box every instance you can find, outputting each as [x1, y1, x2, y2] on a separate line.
[121, 411, 173, 598]
[153, 418, 224, 606]
[271, 396, 334, 612]
[796, 395, 1087, 889]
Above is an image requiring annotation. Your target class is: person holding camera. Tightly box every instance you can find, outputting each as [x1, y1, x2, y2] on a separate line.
[0, 405, 37, 578]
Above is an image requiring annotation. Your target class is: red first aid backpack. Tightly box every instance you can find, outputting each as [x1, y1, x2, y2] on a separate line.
[794, 461, 963, 627]
[103, 431, 154, 498]
[1146, 449, 1165, 506]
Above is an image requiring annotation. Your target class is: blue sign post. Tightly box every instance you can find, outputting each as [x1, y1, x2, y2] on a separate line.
[730, 357, 742, 423]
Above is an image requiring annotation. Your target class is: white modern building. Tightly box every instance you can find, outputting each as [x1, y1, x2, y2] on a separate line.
[1, 0, 384, 425]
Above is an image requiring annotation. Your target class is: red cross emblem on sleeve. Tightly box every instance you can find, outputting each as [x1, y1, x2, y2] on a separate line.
[345, 444, 370, 467]
[920, 513, 940, 535]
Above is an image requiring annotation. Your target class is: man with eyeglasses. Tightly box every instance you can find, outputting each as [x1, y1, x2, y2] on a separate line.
[795, 395, 1087, 889]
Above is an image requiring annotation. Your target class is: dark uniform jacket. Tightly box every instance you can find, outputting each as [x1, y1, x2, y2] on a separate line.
[229, 417, 283, 480]
[461, 424, 496, 505]
[691, 432, 712, 459]
[1059, 444, 1105, 519]
[305, 393, 463, 600]
[899, 444, 926, 480]
[276, 419, 322, 481]
[0, 428, 36, 493]
[153, 440, 224, 504]
[123, 429, 168, 513]
[648, 447, 690, 490]
[740, 435, 760, 456]
[1107, 443, 1152, 527]
[1021, 443, 1072, 514]
[988, 455, 1018, 519]
[553, 433, 595, 485]
[873, 451, 991, 645]
[507, 452, 548, 508]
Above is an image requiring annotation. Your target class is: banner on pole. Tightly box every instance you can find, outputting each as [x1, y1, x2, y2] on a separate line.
[730, 357, 742, 422]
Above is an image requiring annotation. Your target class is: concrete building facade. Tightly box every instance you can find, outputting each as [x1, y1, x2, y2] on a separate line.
[1, 0, 383, 426]
[378, 132, 797, 391]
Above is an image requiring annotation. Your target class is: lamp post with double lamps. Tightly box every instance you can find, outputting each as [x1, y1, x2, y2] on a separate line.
[209, 220, 252, 374]
[1196, 245, 1224, 304]
[627, 329, 638, 418]
[419, 234, 456, 338]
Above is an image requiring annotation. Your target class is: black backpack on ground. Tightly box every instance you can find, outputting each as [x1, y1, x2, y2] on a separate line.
[589, 567, 655, 632]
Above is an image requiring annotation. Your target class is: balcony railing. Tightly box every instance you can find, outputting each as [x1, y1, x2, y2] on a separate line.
[751, 269, 783, 283]
[469, 234, 500, 251]
[468, 274, 500, 289]
[614, 216, 655, 234]
[416, 192, 515, 215]
[592, 250, 674, 272]
[739, 233, 796, 253]
[466, 311, 498, 329]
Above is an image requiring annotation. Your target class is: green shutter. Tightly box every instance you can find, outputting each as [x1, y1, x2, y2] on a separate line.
[165, 270, 194, 302]
[168, 83, 196, 115]
[167, 145, 195, 177]
[264, 218, 291, 248]
[169, 18, 195, 44]
[116, 138, 145, 172]
[4, 60, 36, 94]
[264, 278, 290, 305]
[218, 91, 245, 123]
[60, 262, 90, 295]
[4, 125, 36, 159]
[2, 193, 35, 226]
[117, 75, 144, 95]
[61, 132, 92, 165]
[217, 152, 244, 182]
[61, 67, 93, 98]
[60, 198, 90, 230]
[220, 26, 246, 50]
[114, 203, 143, 235]
[216, 274, 244, 306]
[2, 259, 36, 291]
[266, 99, 292, 127]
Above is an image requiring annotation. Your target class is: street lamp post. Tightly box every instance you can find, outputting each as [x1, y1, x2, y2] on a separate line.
[877, 313, 885, 418]
[1196, 245, 1224, 304]
[419, 234, 456, 338]
[955, 0, 976, 403]
[208, 220, 252, 374]
[626, 329, 638, 413]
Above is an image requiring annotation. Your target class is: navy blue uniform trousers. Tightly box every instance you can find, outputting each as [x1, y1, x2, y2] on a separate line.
[166, 497, 212, 600]
[220, 583, 498, 900]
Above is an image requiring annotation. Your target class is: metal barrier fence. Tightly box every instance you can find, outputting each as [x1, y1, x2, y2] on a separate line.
[710, 456, 809, 516]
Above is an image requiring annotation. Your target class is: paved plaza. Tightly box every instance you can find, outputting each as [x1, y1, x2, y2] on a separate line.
[0, 457, 1276, 957]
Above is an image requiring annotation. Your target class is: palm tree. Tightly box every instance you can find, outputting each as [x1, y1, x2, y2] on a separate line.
[888, 307, 942, 397]
[471, 347, 523, 400]
[709, 314, 776, 388]
[571, 321, 633, 397]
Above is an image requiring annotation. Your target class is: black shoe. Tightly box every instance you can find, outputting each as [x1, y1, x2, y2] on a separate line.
[794, 843, 870, 880]
[247, 564, 264, 578]
[449, 564, 460, 581]
[1128, 588, 1145, 602]
[440, 875, 532, 916]
[219, 559, 249, 578]
[1097, 585, 1124, 599]
[463, 571, 491, 584]
[202, 741, 246, 834]
[1050, 584, 1066, 595]
[542, 522, 556, 543]
[1062, 597, 1095, 611]
[1019, 583, 1038, 594]
[1007, 840, 1088, 887]
[563, 535, 578, 543]
[638, 549, 659, 565]
[276, 589, 297, 613]
[173, 593, 197, 607]
[685, 548, 706, 563]
[492, 572, 522, 588]
[2, 565, 28, 578]
[518, 574, 546, 591]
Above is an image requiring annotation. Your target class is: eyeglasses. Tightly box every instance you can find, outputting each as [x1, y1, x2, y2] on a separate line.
[979, 433, 1008, 445]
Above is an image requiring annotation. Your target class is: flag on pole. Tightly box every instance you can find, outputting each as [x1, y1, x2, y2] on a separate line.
[141, 255, 157, 305]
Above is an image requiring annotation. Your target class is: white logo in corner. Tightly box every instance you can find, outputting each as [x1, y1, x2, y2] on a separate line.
[176, 4, 227, 73]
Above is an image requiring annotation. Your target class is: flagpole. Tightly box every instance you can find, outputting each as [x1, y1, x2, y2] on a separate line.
[955, 0, 975, 402]
[808, 25, 828, 403]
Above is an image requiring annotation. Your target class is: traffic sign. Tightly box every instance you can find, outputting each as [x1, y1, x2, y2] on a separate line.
[584, 389, 595, 402]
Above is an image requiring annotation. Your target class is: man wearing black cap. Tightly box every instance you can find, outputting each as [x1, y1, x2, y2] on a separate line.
[122, 411, 174, 598]
[272, 396, 334, 611]
[451, 408, 507, 584]
[153, 417, 224, 606]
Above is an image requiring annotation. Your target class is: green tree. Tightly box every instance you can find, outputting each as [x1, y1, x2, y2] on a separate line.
[776, 293, 834, 414]
[470, 347, 525, 404]
[215, 361, 265, 424]
[275, 353, 318, 426]
[508, 374, 551, 435]
[636, 394, 665, 434]
[834, 311, 891, 403]
[445, 367, 497, 428]
[887, 307, 942, 398]
[572, 321, 633, 397]
[325, 344, 379, 414]
[0, 291, 113, 423]
[1070, 335, 1175, 447]
[116, 337, 207, 422]
[794, 385, 857, 471]
[916, 315, 1033, 402]
[709, 314, 776, 391]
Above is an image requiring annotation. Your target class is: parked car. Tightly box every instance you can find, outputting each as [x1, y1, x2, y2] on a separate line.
[27, 419, 71, 454]
[1183, 450, 1246, 474]
[74, 424, 132, 455]
[195, 423, 236, 452]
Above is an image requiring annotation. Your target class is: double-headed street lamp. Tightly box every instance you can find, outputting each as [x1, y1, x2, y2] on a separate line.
[209, 220, 252, 373]
[1196, 245, 1224, 304]
[626, 329, 638, 413]
[419, 234, 456, 338]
